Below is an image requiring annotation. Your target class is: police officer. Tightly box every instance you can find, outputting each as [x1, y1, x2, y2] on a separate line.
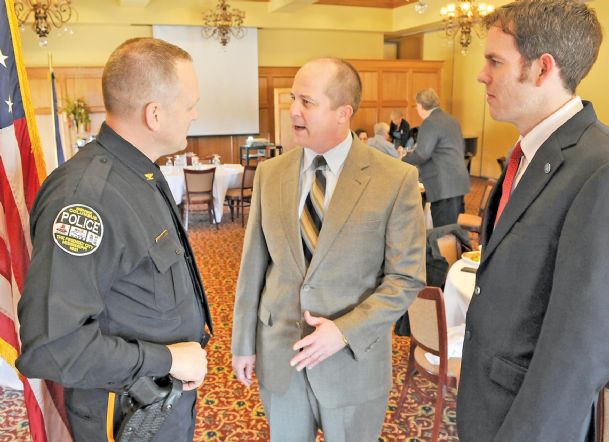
[17, 38, 212, 441]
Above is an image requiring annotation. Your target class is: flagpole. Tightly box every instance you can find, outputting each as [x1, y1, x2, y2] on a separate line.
[49, 53, 59, 169]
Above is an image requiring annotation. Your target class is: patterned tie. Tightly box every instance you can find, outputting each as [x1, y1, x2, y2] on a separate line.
[495, 142, 524, 224]
[301, 155, 327, 264]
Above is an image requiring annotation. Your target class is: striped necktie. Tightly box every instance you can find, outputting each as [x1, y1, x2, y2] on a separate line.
[301, 155, 327, 265]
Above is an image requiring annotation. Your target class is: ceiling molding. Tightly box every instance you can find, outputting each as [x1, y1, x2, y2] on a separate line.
[314, 0, 412, 7]
[268, 0, 315, 13]
[116, 0, 152, 6]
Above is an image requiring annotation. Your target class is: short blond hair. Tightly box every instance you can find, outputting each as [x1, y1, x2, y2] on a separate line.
[102, 38, 192, 117]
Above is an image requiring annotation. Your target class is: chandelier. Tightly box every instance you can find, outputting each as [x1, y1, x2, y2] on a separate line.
[202, 0, 246, 47]
[414, 0, 428, 14]
[440, 1, 494, 54]
[14, 0, 76, 47]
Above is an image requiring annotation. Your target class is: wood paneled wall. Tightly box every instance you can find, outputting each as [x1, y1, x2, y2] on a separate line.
[26, 59, 442, 163]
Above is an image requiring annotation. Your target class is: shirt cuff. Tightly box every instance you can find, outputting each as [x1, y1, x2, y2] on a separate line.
[140, 342, 173, 377]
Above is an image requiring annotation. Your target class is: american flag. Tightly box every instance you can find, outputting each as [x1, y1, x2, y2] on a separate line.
[1, 1, 71, 440]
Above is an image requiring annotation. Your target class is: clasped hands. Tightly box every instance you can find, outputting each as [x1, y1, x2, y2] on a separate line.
[233, 310, 347, 388]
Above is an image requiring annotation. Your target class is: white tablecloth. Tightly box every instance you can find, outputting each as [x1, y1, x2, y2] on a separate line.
[160, 164, 244, 223]
[443, 259, 477, 327]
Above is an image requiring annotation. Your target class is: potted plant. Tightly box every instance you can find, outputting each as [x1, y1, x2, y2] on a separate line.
[64, 98, 91, 134]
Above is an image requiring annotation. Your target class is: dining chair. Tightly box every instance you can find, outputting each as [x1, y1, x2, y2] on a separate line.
[182, 167, 217, 230]
[225, 165, 256, 227]
[457, 178, 497, 236]
[395, 286, 461, 442]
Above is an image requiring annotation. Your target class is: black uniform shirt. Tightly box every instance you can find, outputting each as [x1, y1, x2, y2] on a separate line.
[17, 123, 212, 391]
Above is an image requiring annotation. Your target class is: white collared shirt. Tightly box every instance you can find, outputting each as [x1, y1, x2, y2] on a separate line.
[512, 97, 583, 190]
[298, 131, 352, 216]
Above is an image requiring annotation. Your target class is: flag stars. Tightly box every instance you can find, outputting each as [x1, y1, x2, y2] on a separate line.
[0, 49, 7, 67]
[5, 96, 13, 113]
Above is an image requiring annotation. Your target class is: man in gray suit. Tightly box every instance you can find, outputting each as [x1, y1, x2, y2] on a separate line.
[231, 58, 426, 441]
[403, 88, 470, 227]
[457, 1, 609, 441]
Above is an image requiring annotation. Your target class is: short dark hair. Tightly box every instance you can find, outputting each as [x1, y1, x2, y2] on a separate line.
[322, 58, 362, 114]
[483, 0, 602, 93]
[102, 38, 192, 116]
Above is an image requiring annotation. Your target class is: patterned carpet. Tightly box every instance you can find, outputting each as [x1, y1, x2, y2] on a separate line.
[1, 177, 487, 442]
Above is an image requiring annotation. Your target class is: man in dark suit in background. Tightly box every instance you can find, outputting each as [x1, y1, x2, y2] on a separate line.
[457, 1, 609, 441]
[403, 88, 470, 227]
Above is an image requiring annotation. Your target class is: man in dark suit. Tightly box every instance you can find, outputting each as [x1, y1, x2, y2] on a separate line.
[403, 88, 470, 227]
[457, 1, 609, 441]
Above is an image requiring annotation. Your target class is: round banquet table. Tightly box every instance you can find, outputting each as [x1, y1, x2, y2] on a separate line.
[443, 259, 477, 328]
[159, 164, 244, 223]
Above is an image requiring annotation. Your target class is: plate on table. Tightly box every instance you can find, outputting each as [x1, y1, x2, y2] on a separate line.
[461, 250, 481, 267]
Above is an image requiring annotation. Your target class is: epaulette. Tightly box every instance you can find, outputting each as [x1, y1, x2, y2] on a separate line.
[73, 153, 114, 203]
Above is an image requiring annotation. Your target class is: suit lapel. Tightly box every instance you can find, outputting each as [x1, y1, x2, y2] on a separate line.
[279, 149, 307, 277]
[480, 102, 599, 266]
[307, 140, 370, 275]
[482, 141, 564, 264]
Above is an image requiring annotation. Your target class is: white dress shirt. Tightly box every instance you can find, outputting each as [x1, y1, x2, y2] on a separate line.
[298, 131, 352, 217]
[512, 96, 583, 190]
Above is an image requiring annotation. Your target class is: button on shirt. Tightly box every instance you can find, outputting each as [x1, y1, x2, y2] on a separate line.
[509, 97, 584, 193]
[298, 131, 352, 216]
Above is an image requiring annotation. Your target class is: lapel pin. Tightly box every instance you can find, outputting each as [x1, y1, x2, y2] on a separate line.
[544, 163, 551, 174]
[144, 173, 154, 180]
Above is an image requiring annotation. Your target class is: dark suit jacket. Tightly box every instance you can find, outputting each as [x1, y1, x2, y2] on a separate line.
[457, 102, 609, 442]
[403, 108, 470, 203]
[390, 118, 410, 149]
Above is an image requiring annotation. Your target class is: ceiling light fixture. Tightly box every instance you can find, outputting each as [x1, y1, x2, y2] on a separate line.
[440, 1, 494, 54]
[414, 0, 428, 14]
[202, 0, 246, 47]
[14, 0, 76, 48]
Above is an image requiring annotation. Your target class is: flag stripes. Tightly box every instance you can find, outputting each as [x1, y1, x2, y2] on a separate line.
[1, 0, 72, 440]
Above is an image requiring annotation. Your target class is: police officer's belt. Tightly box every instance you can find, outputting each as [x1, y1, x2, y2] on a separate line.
[117, 375, 183, 442]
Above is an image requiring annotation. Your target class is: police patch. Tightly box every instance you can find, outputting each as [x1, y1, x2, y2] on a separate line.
[53, 204, 104, 256]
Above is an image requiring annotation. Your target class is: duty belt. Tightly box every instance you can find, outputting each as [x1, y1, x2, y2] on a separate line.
[116, 375, 182, 442]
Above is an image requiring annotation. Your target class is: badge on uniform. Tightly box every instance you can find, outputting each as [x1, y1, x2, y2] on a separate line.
[52, 204, 104, 256]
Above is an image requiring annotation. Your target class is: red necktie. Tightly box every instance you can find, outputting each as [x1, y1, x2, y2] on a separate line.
[495, 142, 524, 224]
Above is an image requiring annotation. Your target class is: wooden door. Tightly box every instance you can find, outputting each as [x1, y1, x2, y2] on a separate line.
[273, 88, 297, 153]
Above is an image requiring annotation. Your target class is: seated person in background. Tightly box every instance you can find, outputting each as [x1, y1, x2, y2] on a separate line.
[355, 128, 368, 143]
[389, 109, 410, 150]
[403, 88, 470, 227]
[368, 122, 401, 159]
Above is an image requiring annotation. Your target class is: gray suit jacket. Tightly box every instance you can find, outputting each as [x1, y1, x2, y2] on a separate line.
[232, 137, 426, 408]
[368, 135, 399, 158]
[403, 108, 470, 203]
[457, 102, 609, 442]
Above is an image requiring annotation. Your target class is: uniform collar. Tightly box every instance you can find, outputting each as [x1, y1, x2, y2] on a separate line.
[96, 122, 160, 185]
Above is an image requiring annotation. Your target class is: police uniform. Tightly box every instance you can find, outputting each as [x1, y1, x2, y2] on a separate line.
[17, 123, 212, 441]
